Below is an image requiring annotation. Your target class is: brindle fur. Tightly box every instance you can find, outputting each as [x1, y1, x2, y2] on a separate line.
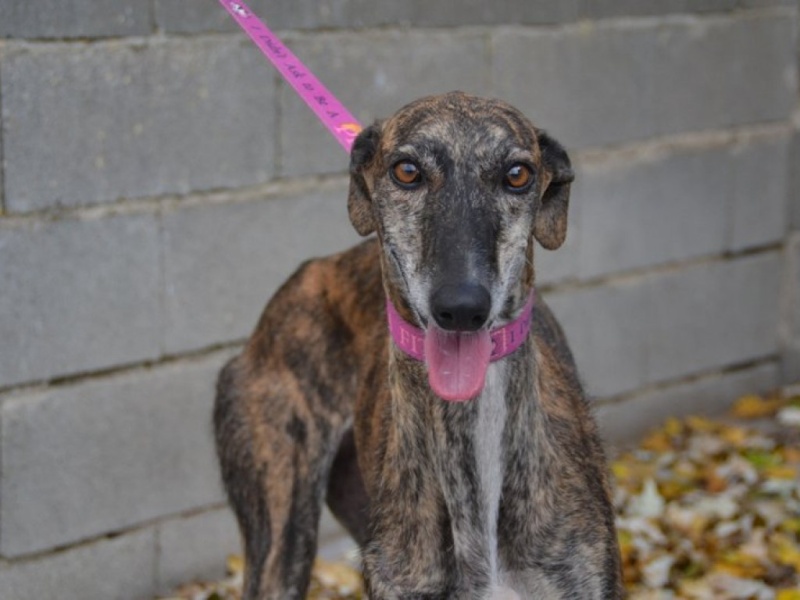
[214, 92, 623, 599]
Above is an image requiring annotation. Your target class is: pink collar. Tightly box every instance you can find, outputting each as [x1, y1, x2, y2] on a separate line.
[386, 293, 535, 362]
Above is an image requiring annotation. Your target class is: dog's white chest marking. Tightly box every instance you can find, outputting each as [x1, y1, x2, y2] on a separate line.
[474, 362, 518, 599]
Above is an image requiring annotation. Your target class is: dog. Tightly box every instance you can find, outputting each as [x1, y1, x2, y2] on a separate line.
[214, 91, 623, 599]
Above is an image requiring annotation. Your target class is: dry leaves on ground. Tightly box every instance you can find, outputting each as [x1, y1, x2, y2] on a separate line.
[616, 390, 800, 599]
[161, 389, 800, 600]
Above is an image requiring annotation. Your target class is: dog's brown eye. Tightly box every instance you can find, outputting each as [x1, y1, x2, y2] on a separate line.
[391, 161, 422, 188]
[504, 164, 532, 191]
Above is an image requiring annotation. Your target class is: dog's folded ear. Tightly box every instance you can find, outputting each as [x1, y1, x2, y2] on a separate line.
[533, 131, 575, 250]
[348, 122, 382, 236]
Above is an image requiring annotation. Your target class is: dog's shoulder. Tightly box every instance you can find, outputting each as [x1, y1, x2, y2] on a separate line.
[530, 294, 579, 378]
[528, 293, 598, 427]
[242, 238, 385, 364]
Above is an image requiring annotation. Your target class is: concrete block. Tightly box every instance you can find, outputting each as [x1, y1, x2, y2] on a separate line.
[279, 30, 492, 177]
[576, 146, 729, 279]
[157, 508, 241, 592]
[319, 507, 349, 546]
[737, 0, 796, 7]
[404, 0, 580, 27]
[543, 279, 650, 398]
[0, 107, 4, 215]
[784, 344, 800, 384]
[494, 13, 797, 150]
[573, 133, 790, 279]
[0, 1, 151, 39]
[727, 134, 790, 251]
[544, 251, 782, 397]
[596, 361, 780, 448]
[161, 181, 361, 354]
[791, 234, 800, 340]
[646, 252, 782, 384]
[156, 0, 265, 33]
[1, 38, 276, 213]
[0, 351, 233, 557]
[156, 0, 579, 34]
[789, 131, 800, 232]
[783, 234, 800, 384]
[156, 0, 404, 32]
[0, 529, 156, 600]
[0, 214, 161, 387]
[580, 0, 761, 20]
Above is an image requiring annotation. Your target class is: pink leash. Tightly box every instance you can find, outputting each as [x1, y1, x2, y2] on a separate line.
[219, 1, 535, 362]
[218, 0, 363, 152]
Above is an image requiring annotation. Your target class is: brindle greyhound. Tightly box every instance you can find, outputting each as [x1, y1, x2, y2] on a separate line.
[214, 92, 623, 599]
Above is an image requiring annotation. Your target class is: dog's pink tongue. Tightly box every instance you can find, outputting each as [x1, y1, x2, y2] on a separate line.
[424, 327, 492, 402]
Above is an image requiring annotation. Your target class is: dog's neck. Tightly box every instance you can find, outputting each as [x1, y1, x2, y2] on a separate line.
[385, 292, 535, 363]
[382, 291, 539, 594]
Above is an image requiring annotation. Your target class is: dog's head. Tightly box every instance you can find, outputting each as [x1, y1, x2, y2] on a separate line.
[348, 92, 573, 399]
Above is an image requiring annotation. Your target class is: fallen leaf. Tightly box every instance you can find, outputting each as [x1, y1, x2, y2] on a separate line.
[629, 479, 666, 519]
[686, 416, 719, 433]
[771, 534, 800, 571]
[731, 395, 785, 419]
[778, 407, 800, 427]
[226, 554, 244, 575]
[642, 554, 675, 588]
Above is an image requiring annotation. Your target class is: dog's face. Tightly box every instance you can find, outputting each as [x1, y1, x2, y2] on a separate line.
[348, 92, 574, 399]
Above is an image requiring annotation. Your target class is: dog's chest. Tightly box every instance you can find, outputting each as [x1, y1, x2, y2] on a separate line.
[474, 363, 507, 567]
[430, 360, 531, 598]
[474, 363, 520, 598]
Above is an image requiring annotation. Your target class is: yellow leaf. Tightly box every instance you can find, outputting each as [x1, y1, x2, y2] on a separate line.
[703, 466, 728, 493]
[664, 417, 683, 437]
[777, 591, 800, 600]
[312, 558, 363, 595]
[226, 554, 244, 575]
[730, 394, 784, 419]
[686, 415, 718, 433]
[673, 459, 699, 481]
[659, 479, 691, 501]
[612, 461, 630, 481]
[719, 425, 749, 447]
[764, 464, 798, 480]
[641, 430, 673, 452]
[771, 534, 800, 570]
[712, 555, 766, 579]
[612, 456, 656, 488]
[780, 518, 800, 535]
[782, 446, 800, 463]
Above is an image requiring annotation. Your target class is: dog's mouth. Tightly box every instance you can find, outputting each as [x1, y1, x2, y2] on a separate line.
[384, 245, 497, 401]
[424, 326, 492, 402]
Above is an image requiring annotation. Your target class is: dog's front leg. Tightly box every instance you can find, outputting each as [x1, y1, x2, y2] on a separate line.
[358, 409, 455, 600]
[214, 356, 348, 600]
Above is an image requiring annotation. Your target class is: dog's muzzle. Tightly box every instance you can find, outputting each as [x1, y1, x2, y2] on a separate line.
[387, 292, 535, 402]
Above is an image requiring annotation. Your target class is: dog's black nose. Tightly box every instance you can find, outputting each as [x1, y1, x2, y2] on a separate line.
[431, 283, 491, 331]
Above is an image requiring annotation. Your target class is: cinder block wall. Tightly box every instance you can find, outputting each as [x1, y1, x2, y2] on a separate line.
[0, 1, 797, 598]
